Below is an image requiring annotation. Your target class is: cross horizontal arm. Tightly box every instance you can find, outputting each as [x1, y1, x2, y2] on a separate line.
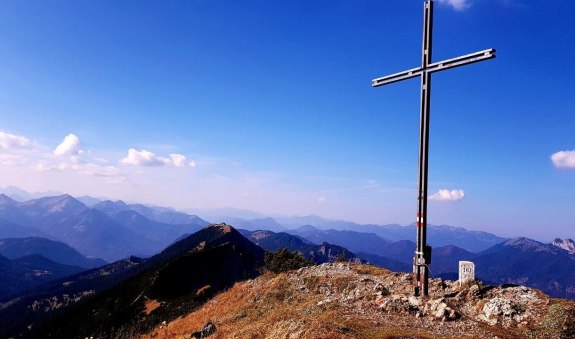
[371, 66, 422, 87]
[427, 48, 495, 74]
[371, 48, 495, 88]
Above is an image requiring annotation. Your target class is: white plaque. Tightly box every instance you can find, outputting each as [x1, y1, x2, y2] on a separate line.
[459, 261, 475, 286]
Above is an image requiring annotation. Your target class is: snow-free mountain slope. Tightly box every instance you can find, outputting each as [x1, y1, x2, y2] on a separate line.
[0, 237, 106, 269]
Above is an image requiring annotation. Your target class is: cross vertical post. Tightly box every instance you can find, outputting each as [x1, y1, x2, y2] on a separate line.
[415, 0, 433, 297]
[371, 0, 495, 297]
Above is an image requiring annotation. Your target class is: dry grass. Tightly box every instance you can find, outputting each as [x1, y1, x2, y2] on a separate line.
[144, 270, 446, 339]
[349, 263, 391, 276]
[538, 298, 575, 339]
[196, 284, 212, 298]
[144, 299, 161, 315]
[142, 264, 570, 339]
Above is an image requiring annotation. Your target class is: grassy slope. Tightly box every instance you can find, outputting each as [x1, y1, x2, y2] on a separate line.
[144, 264, 535, 339]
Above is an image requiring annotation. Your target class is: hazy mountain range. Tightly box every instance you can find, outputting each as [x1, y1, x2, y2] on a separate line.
[0, 189, 574, 303]
[1, 223, 574, 338]
[0, 253, 85, 299]
[239, 229, 358, 263]
[0, 194, 208, 261]
[238, 227, 575, 300]
[210, 215, 507, 253]
[0, 237, 106, 269]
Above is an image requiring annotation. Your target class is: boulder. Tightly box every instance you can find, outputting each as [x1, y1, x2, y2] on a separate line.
[190, 321, 216, 338]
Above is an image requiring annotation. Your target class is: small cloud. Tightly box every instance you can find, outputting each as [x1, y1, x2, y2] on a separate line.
[170, 153, 196, 167]
[169, 153, 196, 168]
[437, 0, 471, 11]
[121, 148, 168, 166]
[551, 150, 575, 169]
[429, 189, 465, 202]
[318, 197, 326, 204]
[121, 149, 195, 168]
[54, 133, 83, 157]
[40, 160, 126, 183]
[0, 131, 33, 150]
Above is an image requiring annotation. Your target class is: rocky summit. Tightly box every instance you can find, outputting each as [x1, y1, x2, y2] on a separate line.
[146, 263, 575, 339]
[552, 238, 575, 254]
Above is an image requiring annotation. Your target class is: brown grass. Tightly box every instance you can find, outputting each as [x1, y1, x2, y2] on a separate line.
[142, 264, 564, 339]
[144, 299, 161, 315]
[143, 271, 441, 339]
[349, 263, 391, 276]
[196, 284, 212, 298]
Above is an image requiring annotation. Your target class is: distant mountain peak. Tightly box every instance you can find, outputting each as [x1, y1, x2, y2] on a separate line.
[208, 223, 233, 234]
[0, 194, 15, 204]
[160, 223, 254, 260]
[295, 224, 319, 233]
[552, 238, 575, 254]
[108, 199, 128, 205]
[0, 236, 106, 269]
[31, 194, 87, 213]
[250, 230, 274, 240]
[504, 237, 552, 253]
[93, 200, 130, 213]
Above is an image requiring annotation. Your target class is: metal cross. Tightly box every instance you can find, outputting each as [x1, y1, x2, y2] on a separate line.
[371, 0, 495, 296]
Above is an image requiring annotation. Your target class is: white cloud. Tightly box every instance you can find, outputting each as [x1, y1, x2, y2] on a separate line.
[33, 159, 124, 183]
[551, 150, 575, 169]
[170, 153, 196, 168]
[54, 133, 83, 157]
[318, 197, 326, 204]
[121, 148, 195, 168]
[0, 131, 33, 150]
[121, 148, 167, 166]
[169, 153, 187, 167]
[437, 0, 471, 11]
[429, 189, 465, 202]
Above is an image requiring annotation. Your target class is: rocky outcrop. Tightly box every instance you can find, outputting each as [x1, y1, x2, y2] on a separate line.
[552, 238, 575, 254]
[293, 263, 555, 329]
[190, 321, 216, 338]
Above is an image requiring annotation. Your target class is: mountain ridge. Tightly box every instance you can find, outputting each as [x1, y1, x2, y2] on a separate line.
[0, 237, 106, 269]
[0, 253, 85, 300]
[239, 229, 358, 264]
[0, 224, 264, 338]
[0, 195, 208, 261]
[1, 223, 574, 338]
[552, 238, 575, 254]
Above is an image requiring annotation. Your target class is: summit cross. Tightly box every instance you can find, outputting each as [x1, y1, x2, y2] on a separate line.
[371, 0, 495, 296]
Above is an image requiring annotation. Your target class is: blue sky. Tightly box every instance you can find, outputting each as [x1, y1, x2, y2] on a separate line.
[0, 0, 573, 241]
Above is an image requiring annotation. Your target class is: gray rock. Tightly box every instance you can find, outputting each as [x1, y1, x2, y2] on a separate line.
[190, 321, 216, 339]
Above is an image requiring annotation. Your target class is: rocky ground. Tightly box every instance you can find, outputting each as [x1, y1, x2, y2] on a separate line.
[144, 263, 575, 338]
